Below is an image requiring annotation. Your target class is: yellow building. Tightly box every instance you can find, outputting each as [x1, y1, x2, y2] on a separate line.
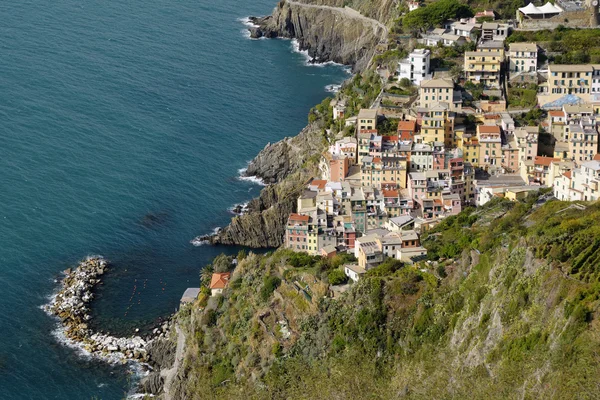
[357, 108, 377, 132]
[464, 50, 503, 88]
[539, 64, 600, 105]
[463, 137, 480, 167]
[420, 105, 455, 146]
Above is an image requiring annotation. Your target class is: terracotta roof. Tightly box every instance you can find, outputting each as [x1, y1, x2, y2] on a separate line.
[594, 154, 600, 161]
[534, 156, 560, 166]
[361, 129, 379, 134]
[548, 110, 565, 117]
[210, 272, 231, 290]
[383, 135, 399, 142]
[373, 157, 382, 163]
[289, 213, 310, 222]
[383, 189, 399, 198]
[310, 180, 327, 189]
[478, 125, 501, 134]
[397, 120, 416, 131]
[563, 171, 572, 179]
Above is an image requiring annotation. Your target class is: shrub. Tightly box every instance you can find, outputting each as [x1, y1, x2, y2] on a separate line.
[261, 276, 282, 301]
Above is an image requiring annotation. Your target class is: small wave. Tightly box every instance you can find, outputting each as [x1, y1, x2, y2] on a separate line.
[237, 167, 267, 186]
[190, 237, 208, 247]
[291, 39, 349, 69]
[190, 227, 221, 247]
[325, 84, 341, 93]
[238, 16, 259, 28]
[238, 17, 265, 40]
[229, 202, 249, 216]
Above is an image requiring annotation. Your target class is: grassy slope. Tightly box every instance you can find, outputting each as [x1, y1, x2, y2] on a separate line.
[172, 193, 600, 399]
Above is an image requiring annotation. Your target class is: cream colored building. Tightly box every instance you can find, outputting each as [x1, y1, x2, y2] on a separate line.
[357, 108, 377, 133]
[464, 50, 502, 88]
[508, 43, 537, 73]
[419, 78, 461, 111]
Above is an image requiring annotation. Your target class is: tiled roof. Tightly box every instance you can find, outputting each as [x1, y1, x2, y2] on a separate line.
[210, 272, 231, 290]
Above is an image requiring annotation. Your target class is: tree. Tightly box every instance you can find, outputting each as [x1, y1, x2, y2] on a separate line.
[200, 264, 214, 287]
[399, 77, 412, 88]
[403, 0, 473, 31]
[328, 269, 348, 285]
[213, 254, 233, 273]
[450, 64, 463, 82]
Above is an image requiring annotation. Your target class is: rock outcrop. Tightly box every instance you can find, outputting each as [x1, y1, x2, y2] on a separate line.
[195, 123, 325, 248]
[250, 0, 388, 71]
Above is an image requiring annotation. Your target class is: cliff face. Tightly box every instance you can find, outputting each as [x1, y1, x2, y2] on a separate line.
[165, 197, 600, 399]
[205, 123, 324, 248]
[250, 0, 389, 71]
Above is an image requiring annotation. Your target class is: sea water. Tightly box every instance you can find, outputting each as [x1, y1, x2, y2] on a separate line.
[0, 0, 347, 398]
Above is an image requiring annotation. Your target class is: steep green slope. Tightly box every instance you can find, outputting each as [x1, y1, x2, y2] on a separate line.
[169, 194, 600, 399]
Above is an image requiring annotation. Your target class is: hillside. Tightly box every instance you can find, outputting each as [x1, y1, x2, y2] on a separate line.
[156, 193, 600, 399]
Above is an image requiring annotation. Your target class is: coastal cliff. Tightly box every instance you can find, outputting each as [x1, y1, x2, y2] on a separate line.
[249, 0, 389, 71]
[203, 123, 325, 248]
[163, 198, 600, 399]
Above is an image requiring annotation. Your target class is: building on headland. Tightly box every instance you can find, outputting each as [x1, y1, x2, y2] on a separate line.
[397, 48, 431, 85]
[210, 273, 231, 296]
[331, 99, 346, 120]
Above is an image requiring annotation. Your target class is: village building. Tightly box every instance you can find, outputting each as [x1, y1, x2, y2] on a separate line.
[209, 273, 231, 296]
[397, 48, 431, 85]
[464, 50, 503, 88]
[508, 42, 538, 73]
[357, 108, 378, 133]
[419, 78, 461, 111]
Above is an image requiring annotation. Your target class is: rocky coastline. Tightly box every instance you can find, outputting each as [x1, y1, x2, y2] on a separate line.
[194, 123, 325, 248]
[247, 0, 387, 71]
[44, 256, 174, 365]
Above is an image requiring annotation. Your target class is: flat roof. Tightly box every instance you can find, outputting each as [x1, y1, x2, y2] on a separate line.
[358, 108, 378, 119]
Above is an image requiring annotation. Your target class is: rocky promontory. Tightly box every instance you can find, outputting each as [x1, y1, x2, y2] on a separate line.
[248, 0, 388, 71]
[194, 123, 325, 248]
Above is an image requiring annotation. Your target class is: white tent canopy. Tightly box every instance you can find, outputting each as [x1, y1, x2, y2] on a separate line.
[519, 2, 563, 15]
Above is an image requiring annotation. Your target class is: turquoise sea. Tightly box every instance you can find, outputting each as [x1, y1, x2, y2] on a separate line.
[0, 1, 347, 398]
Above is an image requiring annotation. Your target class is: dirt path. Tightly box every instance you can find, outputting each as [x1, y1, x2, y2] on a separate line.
[286, 0, 388, 36]
[161, 325, 186, 400]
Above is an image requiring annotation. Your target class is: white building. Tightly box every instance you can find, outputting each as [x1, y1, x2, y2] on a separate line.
[398, 48, 431, 85]
[554, 160, 600, 202]
[508, 42, 538, 73]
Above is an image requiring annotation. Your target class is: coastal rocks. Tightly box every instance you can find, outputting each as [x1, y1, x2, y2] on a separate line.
[244, 123, 323, 184]
[249, 0, 388, 71]
[199, 123, 325, 248]
[44, 256, 173, 365]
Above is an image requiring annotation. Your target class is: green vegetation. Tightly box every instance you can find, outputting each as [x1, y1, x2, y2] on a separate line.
[340, 70, 382, 117]
[308, 97, 333, 126]
[402, 0, 473, 31]
[508, 84, 538, 109]
[514, 108, 545, 127]
[377, 117, 401, 135]
[175, 193, 600, 399]
[508, 27, 600, 64]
